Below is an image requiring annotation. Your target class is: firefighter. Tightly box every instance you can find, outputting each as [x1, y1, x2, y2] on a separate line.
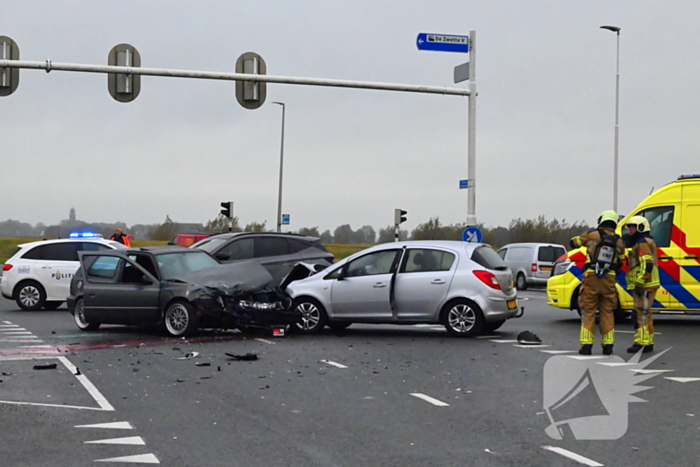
[624, 216, 659, 353]
[570, 210, 626, 355]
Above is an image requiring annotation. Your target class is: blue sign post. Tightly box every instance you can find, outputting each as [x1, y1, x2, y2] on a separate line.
[282, 214, 290, 225]
[416, 33, 469, 53]
[462, 226, 483, 243]
[459, 179, 469, 189]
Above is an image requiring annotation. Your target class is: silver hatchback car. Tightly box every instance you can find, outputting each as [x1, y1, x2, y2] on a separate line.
[285, 241, 520, 337]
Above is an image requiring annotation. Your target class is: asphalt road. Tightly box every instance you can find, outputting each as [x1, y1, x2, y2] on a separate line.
[0, 290, 698, 466]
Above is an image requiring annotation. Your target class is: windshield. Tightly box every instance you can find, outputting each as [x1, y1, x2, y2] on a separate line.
[193, 237, 229, 253]
[155, 251, 219, 280]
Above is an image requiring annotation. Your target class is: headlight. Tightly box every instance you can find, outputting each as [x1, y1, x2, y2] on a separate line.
[238, 300, 283, 310]
[551, 261, 573, 277]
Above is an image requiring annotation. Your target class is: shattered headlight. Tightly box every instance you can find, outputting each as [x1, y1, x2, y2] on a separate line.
[238, 300, 283, 310]
[551, 261, 573, 277]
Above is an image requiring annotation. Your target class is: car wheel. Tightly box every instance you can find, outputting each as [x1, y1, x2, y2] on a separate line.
[292, 297, 328, 334]
[43, 301, 63, 310]
[328, 321, 351, 331]
[163, 300, 199, 337]
[481, 320, 506, 333]
[516, 273, 528, 291]
[73, 298, 100, 331]
[14, 281, 46, 311]
[441, 299, 484, 337]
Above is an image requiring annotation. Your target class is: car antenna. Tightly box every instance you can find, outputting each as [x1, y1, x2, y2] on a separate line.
[649, 186, 655, 195]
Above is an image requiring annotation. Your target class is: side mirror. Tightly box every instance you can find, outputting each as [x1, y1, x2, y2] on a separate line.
[141, 275, 153, 286]
[337, 267, 347, 281]
[216, 253, 230, 261]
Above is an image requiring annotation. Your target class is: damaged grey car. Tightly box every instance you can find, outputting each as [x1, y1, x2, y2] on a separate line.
[66, 246, 299, 337]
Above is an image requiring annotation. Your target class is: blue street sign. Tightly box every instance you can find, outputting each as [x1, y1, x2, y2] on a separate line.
[416, 33, 469, 53]
[282, 214, 290, 225]
[459, 179, 469, 189]
[462, 226, 483, 243]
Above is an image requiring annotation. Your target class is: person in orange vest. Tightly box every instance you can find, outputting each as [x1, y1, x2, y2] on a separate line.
[110, 228, 132, 247]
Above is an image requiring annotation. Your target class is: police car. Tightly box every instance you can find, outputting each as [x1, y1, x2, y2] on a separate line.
[0, 233, 127, 311]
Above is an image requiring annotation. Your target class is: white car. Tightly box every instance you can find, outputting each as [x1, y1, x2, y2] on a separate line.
[1, 237, 127, 310]
[285, 241, 521, 337]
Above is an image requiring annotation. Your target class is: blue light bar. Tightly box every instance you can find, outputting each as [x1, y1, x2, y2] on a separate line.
[69, 232, 103, 239]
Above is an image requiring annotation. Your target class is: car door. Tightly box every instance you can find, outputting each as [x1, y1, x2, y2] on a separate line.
[330, 249, 401, 319]
[535, 246, 565, 279]
[394, 248, 457, 320]
[81, 253, 160, 324]
[253, 237, 302, 276]
[33, 242, 81, 301]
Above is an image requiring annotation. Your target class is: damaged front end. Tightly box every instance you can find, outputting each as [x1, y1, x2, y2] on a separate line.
[181, 261, 299, 330]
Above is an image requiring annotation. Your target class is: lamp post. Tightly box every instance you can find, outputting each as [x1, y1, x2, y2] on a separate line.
[272, 101, 286, 232]
[600, 25, 621, 212]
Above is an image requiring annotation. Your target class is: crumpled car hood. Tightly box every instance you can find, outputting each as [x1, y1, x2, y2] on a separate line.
[171, 260, 275, 296]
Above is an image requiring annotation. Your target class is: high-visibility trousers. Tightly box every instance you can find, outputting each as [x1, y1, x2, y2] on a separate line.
[578, 273, 617, 346]
[633, 288, 657, 346]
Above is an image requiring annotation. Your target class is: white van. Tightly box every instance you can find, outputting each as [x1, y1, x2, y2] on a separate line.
[497, 243, 566, 290]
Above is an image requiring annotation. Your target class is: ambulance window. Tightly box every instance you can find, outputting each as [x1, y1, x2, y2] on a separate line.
[636, 206, 674, 248]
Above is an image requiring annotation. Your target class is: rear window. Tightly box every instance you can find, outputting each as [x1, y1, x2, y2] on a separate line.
[471, 246, 508, 270]
[193, 237, 229, 253]
[538, 246, 566, 262]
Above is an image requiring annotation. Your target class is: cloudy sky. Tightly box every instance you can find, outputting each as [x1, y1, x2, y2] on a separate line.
[1, 1, 698, 234]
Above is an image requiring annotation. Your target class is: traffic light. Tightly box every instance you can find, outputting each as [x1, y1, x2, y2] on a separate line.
[220, 201, 233, 218]
[0, 36, 20, 97]
[394, 208, 407, 225]
[107, 44, 141, 103]
[235, 52, 267, 110]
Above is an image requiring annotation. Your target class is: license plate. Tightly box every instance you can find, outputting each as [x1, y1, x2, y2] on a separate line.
[541, 266, 553, 271]
[507, 300, 517, 309]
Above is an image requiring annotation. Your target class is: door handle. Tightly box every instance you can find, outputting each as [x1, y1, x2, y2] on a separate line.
[41, 266, 52, 269]
[431, 280, 446, 285]
[88, 293, 96, 298]
[373, 283, 386, 288]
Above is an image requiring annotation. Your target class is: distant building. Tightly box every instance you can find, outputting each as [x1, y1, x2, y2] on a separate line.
[69, 207, 76, 221]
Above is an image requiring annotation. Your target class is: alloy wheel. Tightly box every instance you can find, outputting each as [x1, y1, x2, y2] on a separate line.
[19, 286, 40, 308]
[166, 304, 189, 335]
[296, 302, 320, 331]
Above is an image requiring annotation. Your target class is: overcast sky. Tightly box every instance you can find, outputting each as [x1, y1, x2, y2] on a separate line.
[1, 1, 698, 234]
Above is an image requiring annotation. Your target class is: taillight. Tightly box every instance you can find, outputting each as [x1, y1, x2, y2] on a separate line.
[531, 263, 537, 272]
[2, 264, 12, 271]
[473, 270, 501, 290]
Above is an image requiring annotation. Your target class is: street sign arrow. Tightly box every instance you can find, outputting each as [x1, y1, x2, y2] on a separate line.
[416, 33, 469, 53]
[462, 226, 483, 243]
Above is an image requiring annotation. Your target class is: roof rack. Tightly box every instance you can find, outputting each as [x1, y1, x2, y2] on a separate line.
[222, 231, 314, 239]
[677, 174, 700, 181]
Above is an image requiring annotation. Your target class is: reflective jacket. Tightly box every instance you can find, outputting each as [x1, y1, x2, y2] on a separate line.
[626, 234, 660, 290]
[570, 228, 626, 276]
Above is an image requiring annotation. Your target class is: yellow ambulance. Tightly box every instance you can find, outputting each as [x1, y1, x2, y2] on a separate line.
[547, 174, 700, 318]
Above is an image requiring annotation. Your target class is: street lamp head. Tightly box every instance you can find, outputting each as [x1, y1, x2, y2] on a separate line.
[600, 25, 621, 34]
[272, 101, 285, 106]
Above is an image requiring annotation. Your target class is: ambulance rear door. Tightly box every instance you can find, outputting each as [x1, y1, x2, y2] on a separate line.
[677, 184, 700, 311]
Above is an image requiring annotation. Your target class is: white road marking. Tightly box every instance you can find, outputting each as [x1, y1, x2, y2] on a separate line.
[84, 436, 145, 445]
[567, 356, 608, 360]
[630, 369, 674, 374]
[0, 338, 44, 342]
[596, 362, 639, 367]
[540, 350, 576, 354]
[76, 421, 133, 429]
[541, 446, 604, 466]
[320, 360, 348, 369]
[513, 344, 551, 349]
[2, 321, 13, 324]
[489, 339, 518, 343]
[664, 377, 700, 383]
[0, 400, 108, 411]
[476, 335, 502, 339]
[95, 453, 160, 464]
[0, 324, 20, 328]
[255, 338, 275, 345]
[410, 393, 449, 407]
[518, 297, 530, 301]
[18, 344, 52, 348]
[0, 330, 31, 334]
[58, 357, 115, 411]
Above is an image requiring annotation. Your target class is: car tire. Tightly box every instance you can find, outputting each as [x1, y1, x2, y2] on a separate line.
[73, 298, 100, 331]
[516, 274, 528, 291]
[43, 301, 63, 310]
[327, 321, 351, 331]
[481, 319, 506, 333]
[14, 281, 46, 311]
[163, 300, 199, 337]
[292, 297, 328, 334]
[441, 298, 484, 337]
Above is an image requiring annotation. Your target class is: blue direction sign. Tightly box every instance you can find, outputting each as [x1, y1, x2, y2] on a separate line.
[462, 226, 483, 243]
[416, 33, 469, 53]
[282, 214, 290, 225]
[459, 179, 469, 189]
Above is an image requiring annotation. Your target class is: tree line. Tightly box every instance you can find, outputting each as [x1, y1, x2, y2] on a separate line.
[0, 214, 592, 249]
